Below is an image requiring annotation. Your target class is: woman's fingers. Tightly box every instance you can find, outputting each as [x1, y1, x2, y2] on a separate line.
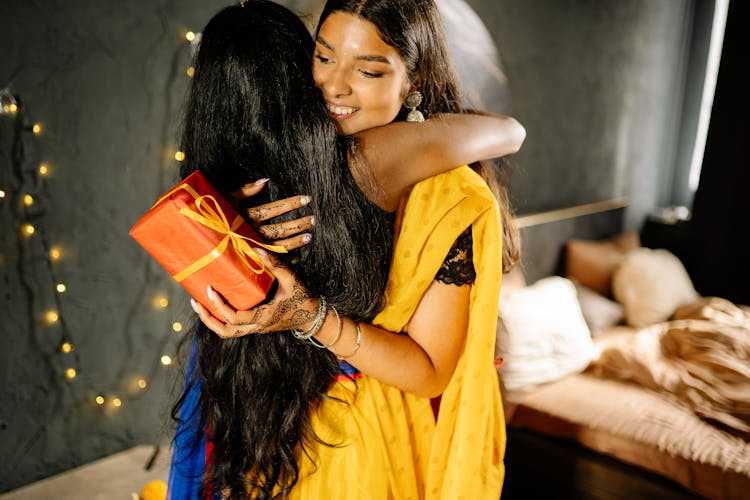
[190, 256, 316, 336]
[256, 215, 315, 243]
[246, 195, 311, 223]
[197, 286, 263, 337]
[190, 298, 241, 338]
[228, 178, 269, 203]
[268, 234, 312, 251]
[205, 285, 237, 324]
[226, 182, 314, 250]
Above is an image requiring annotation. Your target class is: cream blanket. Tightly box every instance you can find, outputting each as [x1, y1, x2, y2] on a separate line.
[590, 297, 750, 436]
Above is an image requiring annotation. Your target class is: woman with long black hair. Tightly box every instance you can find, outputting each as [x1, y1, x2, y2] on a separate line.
[170, 1, 524, 498]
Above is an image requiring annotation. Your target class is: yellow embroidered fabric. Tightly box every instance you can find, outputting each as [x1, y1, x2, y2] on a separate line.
[293, 166, 505, 499]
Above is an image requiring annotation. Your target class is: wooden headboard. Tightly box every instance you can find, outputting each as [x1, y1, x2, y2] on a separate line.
[513, 198, 629, 283]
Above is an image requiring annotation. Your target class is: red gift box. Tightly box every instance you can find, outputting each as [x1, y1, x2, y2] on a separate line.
[129, 170, 282, 319]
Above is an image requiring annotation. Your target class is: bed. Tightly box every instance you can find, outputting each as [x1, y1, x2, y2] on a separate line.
[497, 203, 750, 500]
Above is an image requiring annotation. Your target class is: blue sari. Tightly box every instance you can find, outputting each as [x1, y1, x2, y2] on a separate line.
[167, 333, 360, 499]
[168, 335, 215, 499]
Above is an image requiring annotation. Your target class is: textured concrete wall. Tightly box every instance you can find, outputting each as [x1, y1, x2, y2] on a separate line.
[0, 0, 699, 492]
[0, 0, 332, 492]
[0, 1, 229, 492]
[466, 0, 694, 230]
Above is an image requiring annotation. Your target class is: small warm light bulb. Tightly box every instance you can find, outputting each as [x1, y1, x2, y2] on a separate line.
[172, 322, 183, 332]
[39, 164, 49, 176]
[0, 190, 6, 198]
[21, 224, 35, 236]
[23, 194, 34, 206]
[137, 378, 148, 389]
[45, 310, 59, 324]
[174, 151, 185, 162]
[95, 395, 105, 405]
[32, 123, 42, 135]
[185, 31, 196, 42]
[65, 368, 77, 379]
[160, 355, 172, 366]
[9, 103, 17, 113]
[61, 342, 73, 353]
[186, 66, 195, 78]
[112, 397, 122, 408]
[56, 283, 66, 293]
[50, 247, 62, 261]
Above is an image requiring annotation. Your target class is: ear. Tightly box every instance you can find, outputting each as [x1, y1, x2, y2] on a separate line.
[401, 74, 421, 102]
[409, 73, 422, 92]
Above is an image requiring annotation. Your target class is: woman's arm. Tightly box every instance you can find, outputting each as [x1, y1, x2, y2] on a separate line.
[353, 113, 525, 211]
[325, 280, 469, 398]
[193, 249, 469, 399]
[232, 113, 524, 247]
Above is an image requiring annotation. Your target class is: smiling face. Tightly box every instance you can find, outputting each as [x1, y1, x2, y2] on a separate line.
[312, 12, 412, 136]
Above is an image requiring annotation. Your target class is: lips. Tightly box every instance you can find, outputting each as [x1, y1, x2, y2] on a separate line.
[326, 103, 358, 120]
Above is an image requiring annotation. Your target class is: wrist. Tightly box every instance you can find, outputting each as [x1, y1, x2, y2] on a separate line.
[333, 319, 362, 360]
[309, 307, 342, 349]
[291, 297, 327, 340]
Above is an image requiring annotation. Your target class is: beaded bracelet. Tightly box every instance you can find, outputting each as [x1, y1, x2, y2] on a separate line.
[336, 321, 362, 360]
[309, 305, 342, 349]
[291, 296, 327, 340]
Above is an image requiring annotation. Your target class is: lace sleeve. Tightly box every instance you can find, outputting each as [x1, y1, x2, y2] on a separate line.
[435, 226, 476, 286]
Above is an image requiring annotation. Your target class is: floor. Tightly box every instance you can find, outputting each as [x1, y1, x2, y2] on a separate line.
[2, 432, 703, 499]
[501, 428, 701, 499]
[0, 445, 170, 500]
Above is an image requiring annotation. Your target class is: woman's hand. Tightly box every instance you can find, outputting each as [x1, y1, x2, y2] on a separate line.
[190, 248, 320, 338]
[229, 180, 315, 251]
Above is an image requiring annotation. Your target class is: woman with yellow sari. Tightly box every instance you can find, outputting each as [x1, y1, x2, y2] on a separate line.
[222, 166, 507, 499]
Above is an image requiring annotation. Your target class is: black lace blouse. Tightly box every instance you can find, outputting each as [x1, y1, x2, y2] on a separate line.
[434, 226, 476, 286]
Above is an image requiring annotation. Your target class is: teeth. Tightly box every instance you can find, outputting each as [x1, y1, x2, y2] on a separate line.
[327, 104, 356, 115]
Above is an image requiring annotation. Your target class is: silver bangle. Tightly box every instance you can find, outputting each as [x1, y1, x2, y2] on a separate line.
[309, 305, 342, 349]
[336, 322, 362, 360]
[291, 296, 327, 340]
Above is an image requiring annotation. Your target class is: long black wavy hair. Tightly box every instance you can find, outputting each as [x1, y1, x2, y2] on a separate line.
[318, 0, 521, 271]
[171, 1, 393, 497]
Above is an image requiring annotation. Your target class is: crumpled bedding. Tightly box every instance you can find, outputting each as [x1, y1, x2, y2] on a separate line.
[589, 297, 750, 437]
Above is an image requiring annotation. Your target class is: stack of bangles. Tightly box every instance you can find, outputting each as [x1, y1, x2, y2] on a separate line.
[291, 296, 361, 360]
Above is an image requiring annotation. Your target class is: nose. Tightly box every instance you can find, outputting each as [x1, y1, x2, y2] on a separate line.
[319, 65, 351, 99]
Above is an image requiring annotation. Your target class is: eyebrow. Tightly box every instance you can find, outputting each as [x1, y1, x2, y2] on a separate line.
[316, 36, 391, 64]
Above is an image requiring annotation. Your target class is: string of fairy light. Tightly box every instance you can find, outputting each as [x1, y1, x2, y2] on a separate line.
[0, 29, 200, 413]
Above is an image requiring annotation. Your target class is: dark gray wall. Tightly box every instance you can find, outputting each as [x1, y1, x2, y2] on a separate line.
[467, 0, 696, 230]
[0, 0, 710, 492]
[1, 1, 223, 492]
[0, 0, 326, 492]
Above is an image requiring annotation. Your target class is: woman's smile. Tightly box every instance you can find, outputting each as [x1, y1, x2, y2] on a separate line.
[326, 102, 360, 121]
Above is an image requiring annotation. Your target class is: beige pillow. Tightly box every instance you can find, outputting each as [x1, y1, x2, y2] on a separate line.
[565, 231, 640, 297]
[496, 276, 596, 391]
[573, 281, 625, 337]
[612, 248, 699, 328]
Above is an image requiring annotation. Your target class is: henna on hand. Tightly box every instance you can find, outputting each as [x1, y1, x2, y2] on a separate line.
[197, 245, 319, 337]
[261, 282, 317, 332]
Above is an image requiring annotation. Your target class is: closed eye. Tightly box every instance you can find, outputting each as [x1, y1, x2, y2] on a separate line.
[359, 70, 383, 79]
[314, 53, 332, 64]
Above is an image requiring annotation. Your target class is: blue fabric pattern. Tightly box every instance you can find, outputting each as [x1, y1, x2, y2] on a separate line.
[168, 333, 209, 499]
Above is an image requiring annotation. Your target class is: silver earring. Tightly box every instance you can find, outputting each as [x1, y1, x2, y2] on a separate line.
[404, 91, 425, 122]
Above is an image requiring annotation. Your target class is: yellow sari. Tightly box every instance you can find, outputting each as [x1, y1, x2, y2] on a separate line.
[293, 166, 505, 499]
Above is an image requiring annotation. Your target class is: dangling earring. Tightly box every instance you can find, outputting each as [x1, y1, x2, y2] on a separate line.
[404, 91, 425, 122]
